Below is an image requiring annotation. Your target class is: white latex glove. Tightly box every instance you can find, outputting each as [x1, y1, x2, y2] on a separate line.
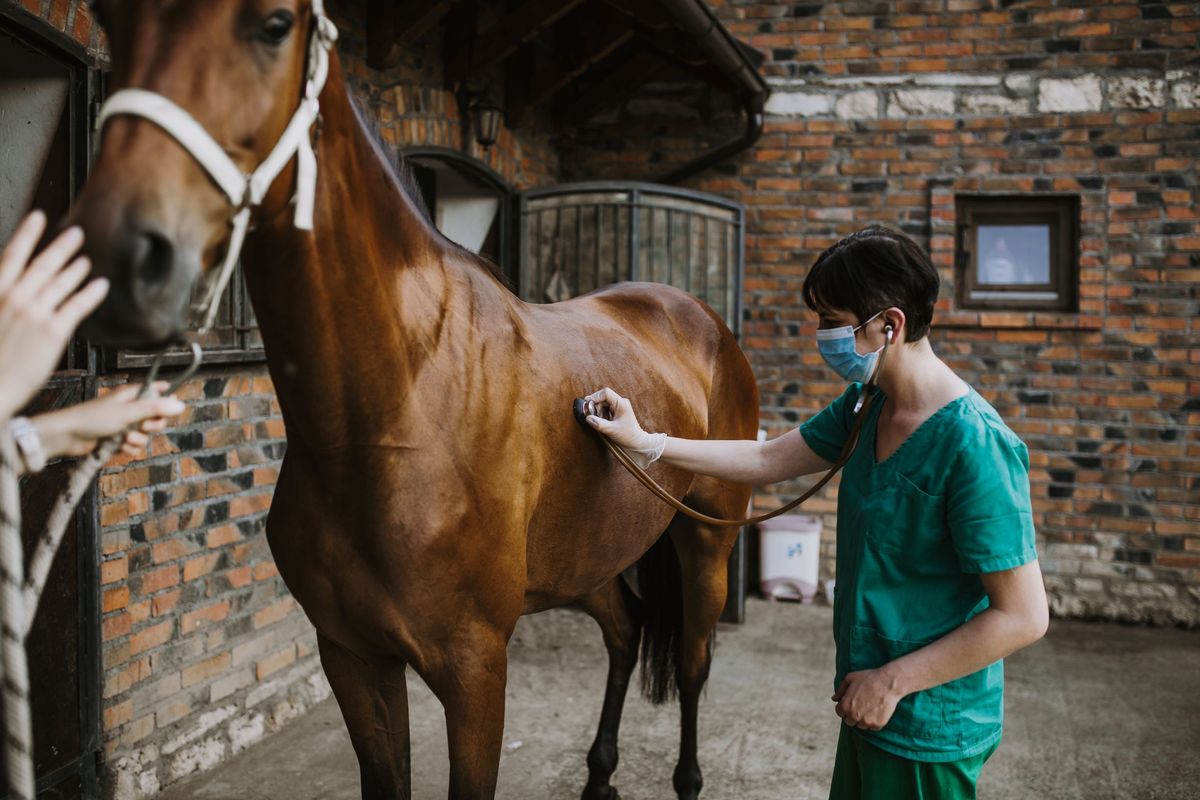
[583, 387, 667, 469]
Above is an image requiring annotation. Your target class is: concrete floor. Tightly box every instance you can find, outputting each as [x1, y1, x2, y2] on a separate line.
[158, 599, 1200, 800]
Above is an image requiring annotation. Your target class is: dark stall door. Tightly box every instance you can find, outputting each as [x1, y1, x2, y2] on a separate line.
[1, 12, 102, 800]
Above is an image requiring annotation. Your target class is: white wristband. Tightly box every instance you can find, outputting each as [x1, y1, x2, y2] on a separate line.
[8, 417, 47, 474]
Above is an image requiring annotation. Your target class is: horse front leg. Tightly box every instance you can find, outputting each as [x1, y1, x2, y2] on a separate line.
[422, 625, 510, 800]
[669, 520, 735, 800]
[578, 576, 643, 800]
[318, 633, 412, 800]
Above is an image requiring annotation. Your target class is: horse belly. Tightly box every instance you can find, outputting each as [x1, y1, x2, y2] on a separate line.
[521, 472, 687, 611]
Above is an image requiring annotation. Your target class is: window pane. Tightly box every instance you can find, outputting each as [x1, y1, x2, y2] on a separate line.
[977, 224, 1050, 285]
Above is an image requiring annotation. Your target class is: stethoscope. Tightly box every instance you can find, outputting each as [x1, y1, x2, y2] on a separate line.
[574, 321, 895, 528]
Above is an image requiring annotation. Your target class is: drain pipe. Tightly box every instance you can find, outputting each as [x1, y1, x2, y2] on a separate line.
[658, 94, 764, 185]
[652, 0, 769, 184]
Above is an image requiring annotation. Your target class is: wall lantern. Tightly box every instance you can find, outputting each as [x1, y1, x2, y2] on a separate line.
[468, 95, 505, 150]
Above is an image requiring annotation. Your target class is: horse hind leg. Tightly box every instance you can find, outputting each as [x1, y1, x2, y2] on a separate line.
[666, 479, 748, 800]
[317, 633, 412, 800]
[578, 575, 643, 800]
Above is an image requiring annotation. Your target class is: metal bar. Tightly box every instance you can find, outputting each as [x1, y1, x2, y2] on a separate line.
[574, 205, 582, 296]
[629, 190, 640, 283]
[665, 210, 673, 288]
[685, 212, 693, 294]
[594, 204, 601, 291]
[729, 209, 739, 338]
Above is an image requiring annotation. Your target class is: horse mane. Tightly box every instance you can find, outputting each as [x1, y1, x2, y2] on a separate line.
[346, 94, 512, 289]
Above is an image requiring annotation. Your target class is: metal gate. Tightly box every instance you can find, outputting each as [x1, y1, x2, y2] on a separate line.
[0, 13, 103, 800]
[518, 182, 744, 336]
[517, 182, 749, 622]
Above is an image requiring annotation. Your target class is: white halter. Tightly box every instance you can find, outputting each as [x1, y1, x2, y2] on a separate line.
[97, 1, 339, 333]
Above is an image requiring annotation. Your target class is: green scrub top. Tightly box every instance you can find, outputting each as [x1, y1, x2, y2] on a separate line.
[800, 382, 1038, 763]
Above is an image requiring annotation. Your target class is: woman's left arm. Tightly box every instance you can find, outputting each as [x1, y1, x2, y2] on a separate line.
[833, 560, 1049, 730]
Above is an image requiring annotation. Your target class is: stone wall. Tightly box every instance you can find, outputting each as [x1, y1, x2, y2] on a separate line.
[559, 0, 1200, 626]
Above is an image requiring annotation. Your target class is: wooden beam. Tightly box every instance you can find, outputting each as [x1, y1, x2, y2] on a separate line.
[556, 50, 666, 126]
[526, 22, 635, 110]
[472, 0, 586, 73]
[368, 0, 461, 70]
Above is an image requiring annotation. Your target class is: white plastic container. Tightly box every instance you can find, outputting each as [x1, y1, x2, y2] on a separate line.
[758, 514, 822, 602]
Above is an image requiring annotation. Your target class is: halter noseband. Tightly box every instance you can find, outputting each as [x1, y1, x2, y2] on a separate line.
[96, 1, 339, 333]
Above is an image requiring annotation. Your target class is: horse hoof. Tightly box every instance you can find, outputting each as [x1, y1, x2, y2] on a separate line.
[581, 787, 620, 800]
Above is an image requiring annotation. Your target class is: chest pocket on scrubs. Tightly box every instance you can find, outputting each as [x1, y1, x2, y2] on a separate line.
[850, 625, 961, 742]
[864, 470, 946, 559]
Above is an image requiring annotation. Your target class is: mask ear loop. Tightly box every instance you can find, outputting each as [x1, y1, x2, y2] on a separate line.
[855, 321, 894, 413]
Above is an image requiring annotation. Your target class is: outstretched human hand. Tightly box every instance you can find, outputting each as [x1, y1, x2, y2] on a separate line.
[0, 211, 110, 420]
[32, 382, 185, 462]
[583, 387, 667, 469]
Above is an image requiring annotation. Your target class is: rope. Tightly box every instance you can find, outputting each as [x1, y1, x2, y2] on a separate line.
[0, 434, 34, 800]
[0, 344, 201, 798]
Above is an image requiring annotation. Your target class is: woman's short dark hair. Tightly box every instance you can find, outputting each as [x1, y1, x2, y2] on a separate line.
[801, 227, 939, 342]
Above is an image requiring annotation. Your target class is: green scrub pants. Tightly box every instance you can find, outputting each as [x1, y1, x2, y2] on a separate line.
[829, 724, 998, 800]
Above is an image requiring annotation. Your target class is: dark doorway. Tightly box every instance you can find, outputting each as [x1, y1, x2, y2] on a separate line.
[0, 13, 102, 800]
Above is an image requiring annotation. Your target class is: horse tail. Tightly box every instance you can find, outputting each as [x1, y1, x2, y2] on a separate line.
[637, 532, 683, 705]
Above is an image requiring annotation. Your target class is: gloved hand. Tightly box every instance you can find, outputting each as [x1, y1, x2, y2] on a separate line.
[583, 387, 667, 469]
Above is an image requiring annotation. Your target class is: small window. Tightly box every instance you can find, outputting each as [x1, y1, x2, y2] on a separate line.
[955, 195, 1079, 312]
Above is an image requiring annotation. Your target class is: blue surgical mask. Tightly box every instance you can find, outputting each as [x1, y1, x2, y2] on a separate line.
[816, 310, 887, 383]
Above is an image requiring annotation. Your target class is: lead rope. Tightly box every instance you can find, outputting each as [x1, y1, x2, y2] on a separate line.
[0, 344, 201, 799]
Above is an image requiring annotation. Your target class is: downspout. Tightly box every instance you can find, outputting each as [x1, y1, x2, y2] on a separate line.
[652, 0, 769, 184]
[658, 94, 764, 185]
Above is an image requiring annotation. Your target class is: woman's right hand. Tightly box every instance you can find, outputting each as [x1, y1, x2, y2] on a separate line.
[32, 382, 186, 462]
[0, 211, 110, 420]
[583, 387, 668, 468]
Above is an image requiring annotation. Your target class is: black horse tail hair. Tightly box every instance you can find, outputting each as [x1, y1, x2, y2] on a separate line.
[637, 532, 683, 705]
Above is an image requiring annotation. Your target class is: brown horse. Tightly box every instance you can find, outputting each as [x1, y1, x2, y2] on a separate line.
[70, 2, 758, 798]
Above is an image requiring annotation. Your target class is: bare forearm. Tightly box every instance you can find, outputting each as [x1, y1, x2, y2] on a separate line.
[659, 436, 769, 483]
[882, 606, 1046, 697]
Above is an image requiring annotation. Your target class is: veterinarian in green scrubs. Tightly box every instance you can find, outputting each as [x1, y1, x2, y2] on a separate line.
[585, 226, 1049, 800]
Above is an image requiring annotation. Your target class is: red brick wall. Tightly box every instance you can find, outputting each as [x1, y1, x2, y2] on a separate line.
[335, 1, 561, 188]
[95, 368, 324, 794]
[559, 0, 1200, 626]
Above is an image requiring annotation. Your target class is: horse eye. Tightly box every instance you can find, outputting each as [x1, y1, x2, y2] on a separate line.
[258, 11, 295, 45]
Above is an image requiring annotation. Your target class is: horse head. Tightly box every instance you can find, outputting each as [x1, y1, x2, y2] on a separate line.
[70, 0, 330, 348]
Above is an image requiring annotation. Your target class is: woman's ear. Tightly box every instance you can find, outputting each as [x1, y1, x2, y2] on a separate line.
[883, 307, 907, 344]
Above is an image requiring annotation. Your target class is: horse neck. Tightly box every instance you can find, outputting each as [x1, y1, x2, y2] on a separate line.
[241, 58, 500, 452]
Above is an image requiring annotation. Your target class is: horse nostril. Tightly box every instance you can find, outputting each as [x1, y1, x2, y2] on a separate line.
[129, 229, 175, 292]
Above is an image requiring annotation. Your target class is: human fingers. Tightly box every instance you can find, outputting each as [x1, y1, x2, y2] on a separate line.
[587, 414, 616, 434]
[15, 226, 84, 299]
[139, 417, 169, 434]
[121, 431, 150, 457]
[40, 257, 92, 311]
[0, 211, 47, 292]
[121, 396, 186, 428]
[55, 277, 110, 330]
[832, 679, 848, 702]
